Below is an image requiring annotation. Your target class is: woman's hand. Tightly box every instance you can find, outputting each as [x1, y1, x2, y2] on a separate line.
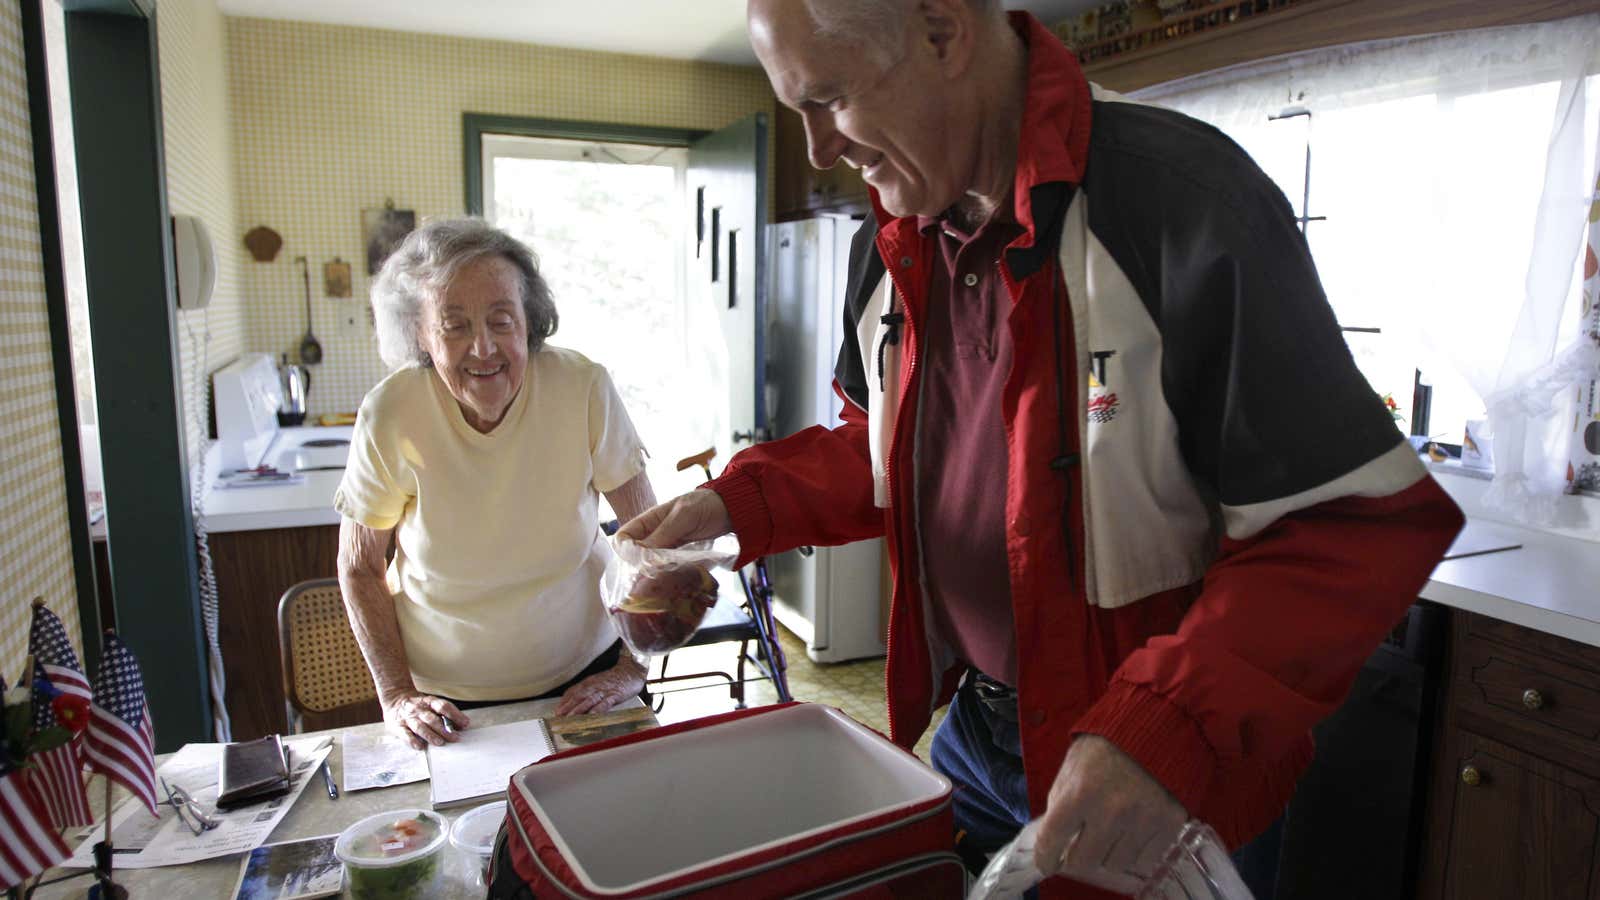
[384, 691, 470, 750]
[615, 489, 732, 548]
[555, 656, 647, 716]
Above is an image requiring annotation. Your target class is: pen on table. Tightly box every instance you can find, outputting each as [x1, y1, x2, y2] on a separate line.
[320, 756, 339, 800]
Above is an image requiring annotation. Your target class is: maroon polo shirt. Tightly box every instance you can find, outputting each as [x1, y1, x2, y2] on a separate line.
[913, 208, 1022, 687]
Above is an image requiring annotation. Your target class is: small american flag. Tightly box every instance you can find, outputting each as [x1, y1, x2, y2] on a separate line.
[28, 604, 90, 702]
[0, 672, 71, 888]
[25, 672, 92, 828]
[85, 633, 158, 816]
[0, 771, 70, 890]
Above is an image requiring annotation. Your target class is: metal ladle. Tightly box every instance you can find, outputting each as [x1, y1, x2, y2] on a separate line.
[295, 256, 322, 365]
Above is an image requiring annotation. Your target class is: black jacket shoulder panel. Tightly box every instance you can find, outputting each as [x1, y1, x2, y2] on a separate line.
[835, 215, 883, 411]
[1081, 98, 1403, 506]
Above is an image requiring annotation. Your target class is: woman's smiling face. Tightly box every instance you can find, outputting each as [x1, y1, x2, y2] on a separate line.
[419, 254, 529, 433]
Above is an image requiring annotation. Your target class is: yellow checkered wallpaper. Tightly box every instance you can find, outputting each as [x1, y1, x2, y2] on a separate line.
[225, 16, 777, 417]
[0, 2, 82, 675]
[160, 0, 249, 472]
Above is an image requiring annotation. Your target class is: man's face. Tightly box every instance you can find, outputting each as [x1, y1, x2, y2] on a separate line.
[751, 1, 965, 219]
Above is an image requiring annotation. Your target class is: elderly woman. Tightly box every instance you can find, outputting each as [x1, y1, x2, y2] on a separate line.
[334, 218, 655, 750]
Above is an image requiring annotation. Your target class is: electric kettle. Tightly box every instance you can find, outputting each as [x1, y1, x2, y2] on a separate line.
[278, 354, 310, 427]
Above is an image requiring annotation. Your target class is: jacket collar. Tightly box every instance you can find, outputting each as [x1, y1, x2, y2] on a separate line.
[873, 11, 1092, 277]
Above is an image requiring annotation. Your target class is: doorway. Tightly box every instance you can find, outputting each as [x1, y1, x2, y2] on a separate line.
[479, 133, 707, 499]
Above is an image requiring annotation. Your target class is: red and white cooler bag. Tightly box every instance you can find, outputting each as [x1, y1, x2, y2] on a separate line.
[487, 702, 964, 899]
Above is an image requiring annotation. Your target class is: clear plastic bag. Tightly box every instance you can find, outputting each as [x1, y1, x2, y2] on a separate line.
[967, 819, 1254, 900]
[602, 538, 735, 656]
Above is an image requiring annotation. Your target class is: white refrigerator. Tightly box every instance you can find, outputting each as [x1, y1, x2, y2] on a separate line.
[763, 216, 887, 663]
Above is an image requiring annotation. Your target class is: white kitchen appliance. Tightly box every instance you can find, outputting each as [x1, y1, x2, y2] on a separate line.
[212, 352, 348, 474]
[763, 217, 886, 663]
[213, 353, 283, 472]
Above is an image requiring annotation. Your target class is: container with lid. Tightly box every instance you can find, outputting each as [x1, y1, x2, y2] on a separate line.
[333, 807, 448, 900]
[450, 800, 506, 887]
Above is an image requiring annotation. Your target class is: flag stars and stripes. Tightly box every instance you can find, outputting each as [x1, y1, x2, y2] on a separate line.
[86, 634, 158, 817]
[28, 604, 90, 701]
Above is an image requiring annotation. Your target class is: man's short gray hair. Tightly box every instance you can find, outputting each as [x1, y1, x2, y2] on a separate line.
[370, 217, 558, 370]
[802, 0, 1000, 66]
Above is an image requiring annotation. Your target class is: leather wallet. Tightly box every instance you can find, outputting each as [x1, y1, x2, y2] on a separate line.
[216, 734, 290, 809]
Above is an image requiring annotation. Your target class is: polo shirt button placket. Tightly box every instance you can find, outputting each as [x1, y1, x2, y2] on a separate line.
[963, 273, 978, 287]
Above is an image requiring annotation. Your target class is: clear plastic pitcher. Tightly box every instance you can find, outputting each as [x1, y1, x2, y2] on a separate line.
[967, 819, 1255, 900]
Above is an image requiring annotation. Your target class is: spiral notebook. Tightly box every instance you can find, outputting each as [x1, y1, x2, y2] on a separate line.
[426, 718, 555, 810]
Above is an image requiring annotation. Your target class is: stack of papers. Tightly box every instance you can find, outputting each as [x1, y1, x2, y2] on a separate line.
[64, 737, 333, 869]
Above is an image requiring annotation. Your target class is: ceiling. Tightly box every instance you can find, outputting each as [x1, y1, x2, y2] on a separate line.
[214, 0, 1100, 67]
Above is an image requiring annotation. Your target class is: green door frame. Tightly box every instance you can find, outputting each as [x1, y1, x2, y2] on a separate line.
[462, 113, 709, 215]
[62, 4, 211, 748]
[23, 0, 104, 673]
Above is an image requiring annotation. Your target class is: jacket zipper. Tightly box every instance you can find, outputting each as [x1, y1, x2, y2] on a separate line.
[879, 261, 919, 743]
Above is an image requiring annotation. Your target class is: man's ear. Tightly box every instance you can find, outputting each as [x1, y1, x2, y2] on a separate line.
[916, 0, 977, 78]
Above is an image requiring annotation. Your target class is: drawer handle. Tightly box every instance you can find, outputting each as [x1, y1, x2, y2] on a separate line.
[1461, 765, 1482, 787]
[1522, 688, 1544, 710]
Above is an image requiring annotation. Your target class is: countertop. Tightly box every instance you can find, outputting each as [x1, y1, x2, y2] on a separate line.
[199, 426, 352, 534]
[1422, 517, 1600, 648]
[193, 435, 1600, 648]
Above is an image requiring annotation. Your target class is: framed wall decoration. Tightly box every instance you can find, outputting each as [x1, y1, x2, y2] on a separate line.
[323, 258, 352, 298]
[362, 200, 415, 275]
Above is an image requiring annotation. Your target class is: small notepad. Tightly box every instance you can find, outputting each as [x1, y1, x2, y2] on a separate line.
[425, 718, 554, 810]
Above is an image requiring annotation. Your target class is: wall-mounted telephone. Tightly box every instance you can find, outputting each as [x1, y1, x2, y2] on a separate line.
[172, 213, 216, 310]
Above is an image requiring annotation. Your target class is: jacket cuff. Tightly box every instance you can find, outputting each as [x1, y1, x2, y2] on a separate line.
[1072, 680, 1218, 817]
[706, 469, 772, 568]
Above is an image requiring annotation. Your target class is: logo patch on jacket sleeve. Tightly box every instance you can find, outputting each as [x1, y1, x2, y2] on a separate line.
[1087, 350, 1120, 423]
[1088, 392, 1120, 423]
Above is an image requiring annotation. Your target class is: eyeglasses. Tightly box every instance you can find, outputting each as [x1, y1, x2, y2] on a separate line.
[161, 778, 219, 836]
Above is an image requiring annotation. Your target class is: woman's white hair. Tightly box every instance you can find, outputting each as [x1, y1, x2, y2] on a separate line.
[370, 217, 557, 370]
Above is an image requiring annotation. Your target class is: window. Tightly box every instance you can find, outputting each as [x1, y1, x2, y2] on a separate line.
[481, 134, 711, 502]
[1164, 67, 1600, 448]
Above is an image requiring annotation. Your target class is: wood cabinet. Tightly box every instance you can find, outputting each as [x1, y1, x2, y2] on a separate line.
[773, 104, 870, 222]
[210, 525, 344, 741]
[1078, 0, 1596, 94]
[1421, 612, 1600, 900]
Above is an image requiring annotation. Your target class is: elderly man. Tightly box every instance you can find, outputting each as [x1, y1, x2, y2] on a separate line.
[623, 1, 1462, 896]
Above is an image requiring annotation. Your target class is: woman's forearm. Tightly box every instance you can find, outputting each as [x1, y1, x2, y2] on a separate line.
[604, 470, 658, 528]
[336, 517, 415, 705]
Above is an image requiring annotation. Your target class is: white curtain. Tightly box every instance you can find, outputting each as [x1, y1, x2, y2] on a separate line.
[1132, 15, 1600, 529]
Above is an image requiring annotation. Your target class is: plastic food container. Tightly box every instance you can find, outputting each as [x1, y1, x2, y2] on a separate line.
[449, 800, 506, 887]
[334, 808, 448, 899]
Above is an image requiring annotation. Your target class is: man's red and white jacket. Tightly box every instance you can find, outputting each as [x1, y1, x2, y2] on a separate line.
[708, 13, 1463, 892]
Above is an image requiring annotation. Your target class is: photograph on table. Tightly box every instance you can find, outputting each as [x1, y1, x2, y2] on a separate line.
[232, 833, 343, 900]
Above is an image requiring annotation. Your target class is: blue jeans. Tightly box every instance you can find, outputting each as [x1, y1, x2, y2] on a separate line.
[930, 677, 1282, 899]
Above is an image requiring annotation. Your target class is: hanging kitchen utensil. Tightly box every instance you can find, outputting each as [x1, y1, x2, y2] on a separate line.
[295, 256, 323, 365]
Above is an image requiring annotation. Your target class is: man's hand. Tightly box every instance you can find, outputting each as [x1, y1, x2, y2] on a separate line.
[383, 692, 470, 751]
[615, 489, 732, 548]
[554, 656, 647, 716]
[1033, 734, 1188, 894]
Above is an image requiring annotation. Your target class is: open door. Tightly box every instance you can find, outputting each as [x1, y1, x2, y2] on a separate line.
[686, 113, 768, 468]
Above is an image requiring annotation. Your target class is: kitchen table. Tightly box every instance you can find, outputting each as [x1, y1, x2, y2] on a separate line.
[31, 698, 578, 900]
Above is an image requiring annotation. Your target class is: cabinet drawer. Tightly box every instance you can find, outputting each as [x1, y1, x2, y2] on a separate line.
[1454, 632, 1600, 750]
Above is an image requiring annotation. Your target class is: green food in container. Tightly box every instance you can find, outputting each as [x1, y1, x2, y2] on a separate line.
[334, 808, 448, 899]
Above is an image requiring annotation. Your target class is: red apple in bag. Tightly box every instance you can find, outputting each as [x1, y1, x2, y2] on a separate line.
[613, 561, 718, 652]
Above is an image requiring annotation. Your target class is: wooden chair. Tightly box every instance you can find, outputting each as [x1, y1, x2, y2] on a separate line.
[277, 578, 382, 733]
